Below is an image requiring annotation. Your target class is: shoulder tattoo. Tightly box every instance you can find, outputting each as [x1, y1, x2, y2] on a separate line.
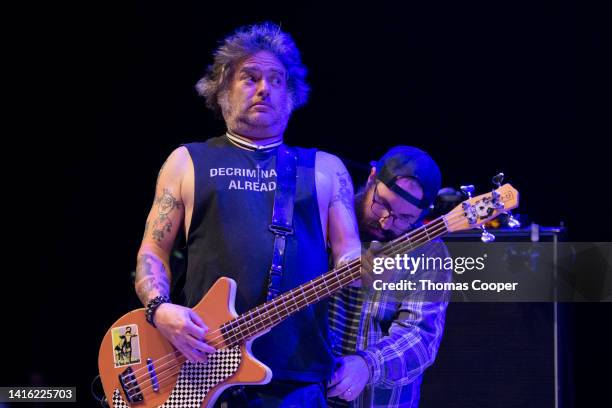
[151, 189, 183, 242]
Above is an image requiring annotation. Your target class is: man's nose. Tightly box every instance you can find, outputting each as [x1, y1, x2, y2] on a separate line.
[256, 78, 270, 98]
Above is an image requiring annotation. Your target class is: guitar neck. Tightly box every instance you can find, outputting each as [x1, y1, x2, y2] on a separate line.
[221, 216, 449, 347]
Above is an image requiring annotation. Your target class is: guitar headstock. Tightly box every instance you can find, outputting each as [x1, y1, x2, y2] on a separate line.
[444, 183, 519, 234]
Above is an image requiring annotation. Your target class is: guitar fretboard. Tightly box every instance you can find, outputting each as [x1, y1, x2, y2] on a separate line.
[221, 216, 449, 347]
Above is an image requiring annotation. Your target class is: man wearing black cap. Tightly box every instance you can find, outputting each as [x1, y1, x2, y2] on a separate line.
[327, 146, 452, 408]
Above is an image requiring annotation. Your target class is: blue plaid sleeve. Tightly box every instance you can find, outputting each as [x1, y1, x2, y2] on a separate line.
[359, 240, 452, 388]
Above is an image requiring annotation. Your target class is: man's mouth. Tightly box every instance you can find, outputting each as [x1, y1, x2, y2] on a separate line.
[251, 102, 272, 110]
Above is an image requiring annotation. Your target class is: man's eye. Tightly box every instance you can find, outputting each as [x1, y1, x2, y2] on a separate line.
[242, 73, 256, 82]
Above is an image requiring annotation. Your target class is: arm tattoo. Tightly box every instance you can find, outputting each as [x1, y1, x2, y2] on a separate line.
[151, 188, 183, 243]
[135, 253, 170, 305]
[330, 171, 355, 214]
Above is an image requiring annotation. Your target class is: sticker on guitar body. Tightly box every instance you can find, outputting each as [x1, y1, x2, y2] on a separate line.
[112, 324, 142, 368]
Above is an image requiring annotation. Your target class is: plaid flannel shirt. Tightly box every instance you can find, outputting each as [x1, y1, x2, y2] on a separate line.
[329, 239, 452, 408]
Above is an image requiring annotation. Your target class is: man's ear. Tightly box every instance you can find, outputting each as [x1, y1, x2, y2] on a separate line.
[367, 167, 377, 184]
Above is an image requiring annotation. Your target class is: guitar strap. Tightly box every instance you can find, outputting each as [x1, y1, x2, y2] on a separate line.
[266, 144, 298, 300]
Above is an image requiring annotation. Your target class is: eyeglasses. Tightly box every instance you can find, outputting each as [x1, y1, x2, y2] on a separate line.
[371, 183, 417, 231]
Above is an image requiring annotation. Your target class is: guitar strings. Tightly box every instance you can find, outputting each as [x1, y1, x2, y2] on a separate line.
[124, 215, 458, 399]
[226, 213, 456, 343]
[118, 213, 451, 388]
[218, 216, 453, 343]
[120, 211, 461, 393]
[120, 210, 468, 398]
[119, 210, 463, 393]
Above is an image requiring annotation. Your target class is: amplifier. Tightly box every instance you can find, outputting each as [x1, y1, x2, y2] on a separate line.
[419, 226, 571, 408]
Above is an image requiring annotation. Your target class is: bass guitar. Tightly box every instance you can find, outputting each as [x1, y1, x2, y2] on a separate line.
[98, 182, 518, 407]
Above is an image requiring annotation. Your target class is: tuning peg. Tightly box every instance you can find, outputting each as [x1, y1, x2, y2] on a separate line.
[460, 185, 475, 198]
[480, 225, 496, 243]
[506, 213, 521, 228]
[492, 173, 505, 188]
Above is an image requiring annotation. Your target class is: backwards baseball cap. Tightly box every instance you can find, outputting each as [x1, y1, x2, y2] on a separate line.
[375, 146, 442, 211]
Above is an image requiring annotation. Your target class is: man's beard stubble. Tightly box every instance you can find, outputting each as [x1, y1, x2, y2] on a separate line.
[355, 184, 398, 243]
[219, 92, 291, 137]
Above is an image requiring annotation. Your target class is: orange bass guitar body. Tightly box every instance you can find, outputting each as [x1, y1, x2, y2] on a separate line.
[98, 277, 271, 408]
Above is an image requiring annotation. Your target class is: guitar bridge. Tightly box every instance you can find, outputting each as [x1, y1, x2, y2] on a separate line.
[118, 366, 144, 404]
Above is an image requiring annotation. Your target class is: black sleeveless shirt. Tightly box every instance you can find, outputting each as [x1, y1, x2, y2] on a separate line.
[182, 136, 334, 382]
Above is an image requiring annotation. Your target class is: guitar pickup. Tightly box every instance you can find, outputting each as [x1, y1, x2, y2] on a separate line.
[147, 358, 160, 392]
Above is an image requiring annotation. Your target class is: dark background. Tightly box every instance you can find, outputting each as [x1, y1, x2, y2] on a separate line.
[5, 0, 610, 406]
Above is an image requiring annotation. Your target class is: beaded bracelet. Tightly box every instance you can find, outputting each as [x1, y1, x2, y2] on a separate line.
[145, 295, 169, 327]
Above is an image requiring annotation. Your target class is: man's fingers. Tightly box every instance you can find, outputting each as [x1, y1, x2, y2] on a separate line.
[328, 377, 350, 397]
[328, 372, 339, 388]
[186, 334, 206, 349]
[328, 358, 345, 387]
[186, 312, 216, 353]
[327, 384, 342, 397]
[190, 348, 210, 363]
[361, 244, 379, 282]
[328, 377, 339, 389]
[186, 334, 216, 354]
[158, 307, 214, 362]
[344, 389, 358, 402]
[179, 342, 210, 363]
[327, 358, 350, 397]
[185, 321, 206, 339]
[189, 310, 208, 329]
[178, 345, 199, 363]
[170, 330, 210, 363]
